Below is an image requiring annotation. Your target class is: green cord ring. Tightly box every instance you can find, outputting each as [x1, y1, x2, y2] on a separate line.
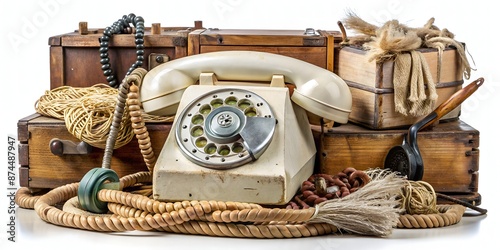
[78, 168, 120, 213]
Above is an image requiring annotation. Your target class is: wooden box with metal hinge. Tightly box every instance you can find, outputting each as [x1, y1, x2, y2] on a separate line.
[17, 113, 172, 190]
[188, 27, 342, 72]
[49, 18, 203, 89]
[313, 119, 481, 204]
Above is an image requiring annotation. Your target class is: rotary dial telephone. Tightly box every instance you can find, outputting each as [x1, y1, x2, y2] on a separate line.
[139, 51, 352, 205]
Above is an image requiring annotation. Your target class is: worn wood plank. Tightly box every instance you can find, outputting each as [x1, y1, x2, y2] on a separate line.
[49, 46, 64, 89]
[347, 83, 463, 129]
[199, 29, 326, 46]
[187, 29, 203, 56]
[200, 45, 327, 69]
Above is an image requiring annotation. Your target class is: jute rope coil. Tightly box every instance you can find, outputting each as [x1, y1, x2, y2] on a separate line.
[398, 205, 466, 229]
[396, 179, 466, 228]
[35, 83, 172, 149]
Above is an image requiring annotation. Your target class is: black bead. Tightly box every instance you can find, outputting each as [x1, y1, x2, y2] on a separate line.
[100, 35, 109, 41]
[100, 53, 108, 58]
[136, 55, 144, 61]
[128, 13, 136, 21]
[135, 60, 143, 66]
[106, 75, 115, 81]
[109, 80, 117, 87]
[135, 32, 144, 38]
[100, 58, 110, 64]
[136, 50, 145, 55]
[100, 41, 109, 47]
[136, 44, 145, 50]
[99, 47, 108, 53]
[103, 69, 112, 76]
[135, 38, 144, 44]
[101, 64, 111, 70]
[134, 16, 144, 23]
[103, 29, 112, 37]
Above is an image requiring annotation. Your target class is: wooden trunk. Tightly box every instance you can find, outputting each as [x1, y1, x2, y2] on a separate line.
[335, 46, 465, 129]
[49, 20, 203, 89]
[314, 120, 481, 204]
[17, 113, 171, 189]
[188, 28, 342, 71]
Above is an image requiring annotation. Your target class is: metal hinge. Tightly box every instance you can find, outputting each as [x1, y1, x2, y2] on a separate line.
[148, 53, 170, 70]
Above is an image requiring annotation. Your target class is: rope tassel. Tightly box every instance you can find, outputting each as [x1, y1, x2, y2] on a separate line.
[310, 169, 405, 237]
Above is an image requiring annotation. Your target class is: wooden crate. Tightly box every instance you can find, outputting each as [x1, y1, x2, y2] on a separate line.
[49, 20, 203, 89]
[188, 28, 342, 71]
[335, 46, 465, 129]
[313, 120, 481, 203]
[17, 113, 171, 189]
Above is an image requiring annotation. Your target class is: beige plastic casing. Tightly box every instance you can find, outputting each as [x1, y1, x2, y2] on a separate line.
[153, 85, 316, 205]
[140, 51, 352, 124]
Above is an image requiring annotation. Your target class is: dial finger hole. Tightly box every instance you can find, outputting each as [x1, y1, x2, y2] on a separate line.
[204, 143, 217, 154]
[237, 99, 252, 110]
[218, 145, 231, 156]
[191, 114, 204, 125]
[210, 98, 224, 108]
[244, 107, 257, 117]
[232, 142, 244, 153]
[199, 104, 212, 115]
[225, 96, 238, 106]
[195, 137, 207, 148]
[190, 126, 204, 137]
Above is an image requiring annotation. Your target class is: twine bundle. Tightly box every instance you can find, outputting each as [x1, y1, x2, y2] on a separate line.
[399, 180, 439, 215]
[35, 84, 171, 149]
[340, 13, 473, 117]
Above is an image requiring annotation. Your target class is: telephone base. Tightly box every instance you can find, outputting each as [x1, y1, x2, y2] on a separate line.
[152, 85, 316, 205]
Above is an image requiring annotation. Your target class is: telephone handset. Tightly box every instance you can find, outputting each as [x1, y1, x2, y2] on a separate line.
[140, 51, 352, 125]
[139, 51, 352, 205]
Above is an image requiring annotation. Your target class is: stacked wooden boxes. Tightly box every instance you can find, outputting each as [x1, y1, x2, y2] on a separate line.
[17, 19, 481, 204]
[315, 44, 480, 204]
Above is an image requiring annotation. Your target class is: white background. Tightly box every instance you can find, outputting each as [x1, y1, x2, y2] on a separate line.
[1, 0, 499, 249]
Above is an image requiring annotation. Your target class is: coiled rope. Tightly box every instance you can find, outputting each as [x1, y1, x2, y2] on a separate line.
[396, 180, 467, 228]
[35, 83, 171, 149]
